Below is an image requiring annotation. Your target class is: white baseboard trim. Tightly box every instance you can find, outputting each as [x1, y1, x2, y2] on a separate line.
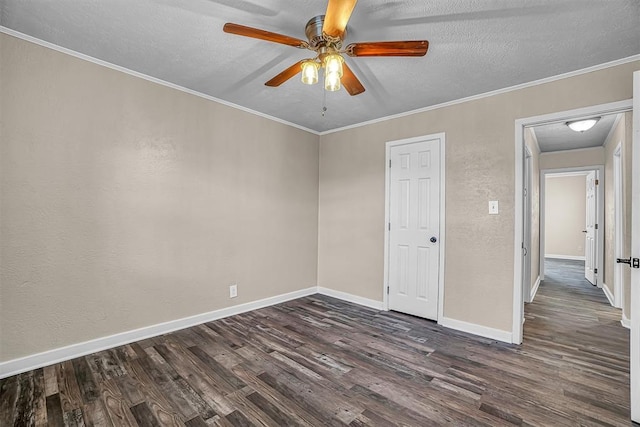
[317, 287, 384, 310]
[438, 316, 512, 344]
[621, 313, 631, 329]
[0, 286, 317, 379]
[0, 285, 526, 378]
[545, 254, 585, 261]
[530, 276, 541, 302]
[602, 283, 615, 307]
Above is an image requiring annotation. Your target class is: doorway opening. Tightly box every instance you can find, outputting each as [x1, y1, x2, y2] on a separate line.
[513, 99, 633, 344]
[540, 167, 604, 282]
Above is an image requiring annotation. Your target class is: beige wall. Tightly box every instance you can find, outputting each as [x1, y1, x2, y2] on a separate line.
[524, 129, 540, 297]
[544, 175, 587, 257]
[0, 34, 320, 362]
[318, 59, 639, 333]
[539, 147, 605, 170]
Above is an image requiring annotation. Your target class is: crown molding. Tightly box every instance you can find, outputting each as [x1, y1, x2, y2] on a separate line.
[0, 27, 320, 136]
[2, 26, 638, 137]
[319, 55, 640, 135]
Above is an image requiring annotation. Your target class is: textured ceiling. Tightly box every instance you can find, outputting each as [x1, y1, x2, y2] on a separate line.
[533, 114, 618, 153]
[1, 0, 639, 133]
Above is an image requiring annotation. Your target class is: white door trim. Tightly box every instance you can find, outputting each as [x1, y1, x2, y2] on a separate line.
[513, 99, 632, 344]
[539, 167, 603, 287]
[613, 143, 624, 309]
[523, 147, 533, 303]
[630, 70, 640, 423]
[383, 132, 446, 322]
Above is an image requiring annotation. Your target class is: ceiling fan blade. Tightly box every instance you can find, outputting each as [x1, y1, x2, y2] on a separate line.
[265, 60, 305, 87]
[345, 41, 429, 57]
[323, 0, 358, 39]
[223, 23, 308, 48]
[341, 62, 365, 96]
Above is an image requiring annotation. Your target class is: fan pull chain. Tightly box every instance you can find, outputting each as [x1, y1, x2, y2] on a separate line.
[321, 83, 327, 117]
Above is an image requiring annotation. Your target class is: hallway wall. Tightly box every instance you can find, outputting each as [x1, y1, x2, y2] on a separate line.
[545, 175, 587, 258]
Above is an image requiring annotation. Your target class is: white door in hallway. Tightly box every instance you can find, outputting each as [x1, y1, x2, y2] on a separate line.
[584, 170, 597, 285]
[630, 70, 639, 423]
[388, 138, 440, 320]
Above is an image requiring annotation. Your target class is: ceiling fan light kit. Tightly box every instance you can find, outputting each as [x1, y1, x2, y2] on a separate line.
[222, 0, 429, 97]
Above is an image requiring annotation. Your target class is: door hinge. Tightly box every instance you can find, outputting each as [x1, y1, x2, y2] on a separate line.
[388, 222, 391, 231]
[594, 268, 598, 274]
[389, 159, 392, 168]
[523, 188, 527, 197]
[595, 224, 598, 230]
[634, 258, 640, 269]
[595, 179, 599, 185]
[387, 286, 390, 294]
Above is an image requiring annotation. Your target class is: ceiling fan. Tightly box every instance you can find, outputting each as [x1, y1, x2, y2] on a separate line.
[223, 0, 429, 96]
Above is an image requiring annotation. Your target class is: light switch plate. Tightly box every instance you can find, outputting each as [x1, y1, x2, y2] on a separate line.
[489, 200, 499, 215]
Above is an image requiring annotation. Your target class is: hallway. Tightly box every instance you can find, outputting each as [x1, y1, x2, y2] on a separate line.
[523, 258, 631, 424]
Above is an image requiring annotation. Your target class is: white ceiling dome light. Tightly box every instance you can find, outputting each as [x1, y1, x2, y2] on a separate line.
[566, 118, 600, 132]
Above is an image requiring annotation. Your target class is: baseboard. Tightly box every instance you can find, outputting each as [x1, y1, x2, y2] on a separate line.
[602, 283, 615, 307]
[439, 316, 512, 344]
[530, 276, 541, 302]
[621, 313, 631, 329]
[0, 286, 317, 379]
[544, 254, 585, 261]
[317, 287, 384, 310]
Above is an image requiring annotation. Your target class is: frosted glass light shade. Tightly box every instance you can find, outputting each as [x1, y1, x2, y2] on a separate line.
[566, 118, 599, 132]
[323, 53, 344, 92]
[324, 53, 344, 76]
[301, 61, 319, 85]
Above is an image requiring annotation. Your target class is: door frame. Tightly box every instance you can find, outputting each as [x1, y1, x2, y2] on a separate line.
[630, 70, 639, 423]
[613, 142, 624, 309]
[539, 167, 604, 287]
[522, 147, 533, 303]
[512, 99, 632, 344]
[383, 132, 446, 322]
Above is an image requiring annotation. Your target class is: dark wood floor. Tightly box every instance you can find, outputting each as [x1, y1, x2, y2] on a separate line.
[1, 259, 633, 426]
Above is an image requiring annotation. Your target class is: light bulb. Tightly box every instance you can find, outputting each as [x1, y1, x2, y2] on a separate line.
[325, 70, 341, 91]
[324, 53, 344, 77]
[300, 60, 319, 85]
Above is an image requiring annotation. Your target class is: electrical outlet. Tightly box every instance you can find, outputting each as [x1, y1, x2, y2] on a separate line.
[229, 284, 237, 298]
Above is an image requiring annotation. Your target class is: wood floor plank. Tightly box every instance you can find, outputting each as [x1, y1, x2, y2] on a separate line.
[45, 393, 65, 427]
[130, 402, 161, 426]
[100, 380, 136, 425]
[32, 369, 48, 426]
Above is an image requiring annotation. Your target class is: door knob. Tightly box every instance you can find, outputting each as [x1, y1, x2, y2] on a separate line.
[430, 237, 437, 243]
[618, 257, 640, 268]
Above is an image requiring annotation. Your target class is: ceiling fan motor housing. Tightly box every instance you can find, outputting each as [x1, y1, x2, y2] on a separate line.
[305, 15, 343, 50]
